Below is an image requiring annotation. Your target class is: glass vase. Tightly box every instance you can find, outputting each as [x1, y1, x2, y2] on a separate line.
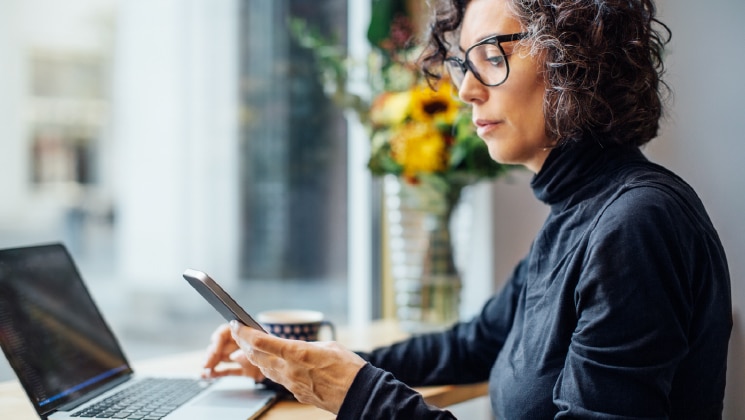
[384, 175, 467, 333]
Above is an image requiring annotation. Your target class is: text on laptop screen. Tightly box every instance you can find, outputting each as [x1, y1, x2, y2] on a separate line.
[0, 244, 132, 414]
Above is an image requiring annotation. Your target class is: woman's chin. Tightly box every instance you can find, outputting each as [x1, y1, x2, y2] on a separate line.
[487, 148, 510, 165]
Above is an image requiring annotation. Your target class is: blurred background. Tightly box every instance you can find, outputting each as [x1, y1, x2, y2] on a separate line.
[0, 0, 355, 374]
[0, 0, 743, 418]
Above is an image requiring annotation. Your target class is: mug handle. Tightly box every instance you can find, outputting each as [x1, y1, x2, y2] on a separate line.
[320, 320, 336, 341]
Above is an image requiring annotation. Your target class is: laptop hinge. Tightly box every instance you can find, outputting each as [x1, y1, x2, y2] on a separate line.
[55, 374, 133, 412]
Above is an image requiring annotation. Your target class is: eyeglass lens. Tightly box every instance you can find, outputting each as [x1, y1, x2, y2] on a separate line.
[447, 42, 508, 88]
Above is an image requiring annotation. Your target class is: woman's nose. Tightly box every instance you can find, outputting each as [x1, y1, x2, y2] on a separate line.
[457, 71, 486, 104]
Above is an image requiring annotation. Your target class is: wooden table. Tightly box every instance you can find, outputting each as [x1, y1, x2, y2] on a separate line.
[0, 320, 488, 419]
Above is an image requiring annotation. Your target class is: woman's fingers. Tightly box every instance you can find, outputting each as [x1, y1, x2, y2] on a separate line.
[201, 323, 267, 381]
[203, 324, 235, 368]
[228, 325, 285, 379]
[229, 321, 366, 414]
[206, 366, 248, 378]
[229, 349, 266, 381]
[230, 322, 286, 356]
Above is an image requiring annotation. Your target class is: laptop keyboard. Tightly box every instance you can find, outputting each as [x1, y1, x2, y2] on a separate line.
[71, 377, 211, 419]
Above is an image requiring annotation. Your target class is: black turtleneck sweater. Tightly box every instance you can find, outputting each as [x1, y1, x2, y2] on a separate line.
[337, 142, 732, 419]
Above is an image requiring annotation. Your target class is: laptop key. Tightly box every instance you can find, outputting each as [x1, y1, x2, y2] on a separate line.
[71, 378, 210, 419]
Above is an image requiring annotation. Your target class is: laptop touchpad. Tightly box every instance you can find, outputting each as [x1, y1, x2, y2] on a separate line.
[193, 376, 276, 407]
[194, 388, 275, 407]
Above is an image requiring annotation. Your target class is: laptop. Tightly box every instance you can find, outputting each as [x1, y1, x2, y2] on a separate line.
[0, 243, 278, 420]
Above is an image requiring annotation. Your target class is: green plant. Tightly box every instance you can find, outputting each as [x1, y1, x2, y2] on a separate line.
[289, 5, 516, 189]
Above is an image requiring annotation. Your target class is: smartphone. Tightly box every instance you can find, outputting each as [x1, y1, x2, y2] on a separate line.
[183, 268, 267, 332]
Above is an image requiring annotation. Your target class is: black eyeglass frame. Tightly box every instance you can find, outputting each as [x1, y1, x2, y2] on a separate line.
[445, 32, 528, 88]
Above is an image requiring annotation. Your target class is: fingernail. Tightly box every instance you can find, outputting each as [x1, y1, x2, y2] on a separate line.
[229, 320, 239, 331]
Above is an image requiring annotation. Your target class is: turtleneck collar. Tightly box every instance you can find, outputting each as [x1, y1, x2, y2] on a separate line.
[531, 140, 646, 206]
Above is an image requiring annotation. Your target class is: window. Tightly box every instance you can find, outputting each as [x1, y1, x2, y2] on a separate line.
[0, 0, 367, 366]
[238, 1, 348, 286]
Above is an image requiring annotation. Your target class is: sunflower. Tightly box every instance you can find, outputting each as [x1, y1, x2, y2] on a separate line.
[409, 80, 460, 127]
[369, 90, 412, 127]
[389, 121, 449, 179]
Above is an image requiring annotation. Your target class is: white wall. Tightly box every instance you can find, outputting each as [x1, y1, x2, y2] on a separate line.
[649, 0, 745, 419]
[655, 1, 745, 416]
[488, 1, 745, 416]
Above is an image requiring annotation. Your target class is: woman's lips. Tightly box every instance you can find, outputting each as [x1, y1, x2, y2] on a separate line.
[474, 119, 502, 137]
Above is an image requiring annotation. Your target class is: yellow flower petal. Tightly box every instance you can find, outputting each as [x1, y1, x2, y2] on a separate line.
[409, 80, 460, 126]
[369, 91, 412, 126]
[389, 122, 448, 177]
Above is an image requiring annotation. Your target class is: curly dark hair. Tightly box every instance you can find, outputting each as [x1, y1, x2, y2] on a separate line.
[420, 0, 672, 147]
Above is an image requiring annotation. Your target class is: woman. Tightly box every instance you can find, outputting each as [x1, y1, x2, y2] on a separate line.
[203, 0, 732, 418]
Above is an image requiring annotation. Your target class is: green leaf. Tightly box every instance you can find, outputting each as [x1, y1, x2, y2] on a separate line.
[449, 143, 468, 168]
[367, 0, 408, 48]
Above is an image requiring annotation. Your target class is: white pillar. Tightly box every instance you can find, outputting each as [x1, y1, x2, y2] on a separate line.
[112, 0, 239, 290]
[455, 182, 495, 320]
[0, 0, 28, 226]
[347, 0, 373, 327]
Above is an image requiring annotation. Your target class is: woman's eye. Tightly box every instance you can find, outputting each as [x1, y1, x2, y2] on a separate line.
[474, 44, 504, 67]
[486, 54, 505, 67]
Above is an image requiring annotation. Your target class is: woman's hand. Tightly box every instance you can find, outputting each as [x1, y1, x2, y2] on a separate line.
[202, 323, 264, 381]
[229, 321, 367, 414]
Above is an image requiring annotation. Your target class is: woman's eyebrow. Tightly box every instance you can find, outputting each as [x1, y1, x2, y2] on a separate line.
[476, 32, 500, 43]
[456, 30, 505, 54]
[460, 32, 501, 51]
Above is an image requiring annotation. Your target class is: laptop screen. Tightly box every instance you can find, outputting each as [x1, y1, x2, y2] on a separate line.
[0, 243, 132, 416]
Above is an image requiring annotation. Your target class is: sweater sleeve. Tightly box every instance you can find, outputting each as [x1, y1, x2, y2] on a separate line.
[337, 363, 457, 420]
[336, 259, 529, 418]
[553, 185, 731, 418]
[360, 258, 527, 387]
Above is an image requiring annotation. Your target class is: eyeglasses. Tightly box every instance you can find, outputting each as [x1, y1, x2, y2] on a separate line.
[445, 32, 527, 89]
